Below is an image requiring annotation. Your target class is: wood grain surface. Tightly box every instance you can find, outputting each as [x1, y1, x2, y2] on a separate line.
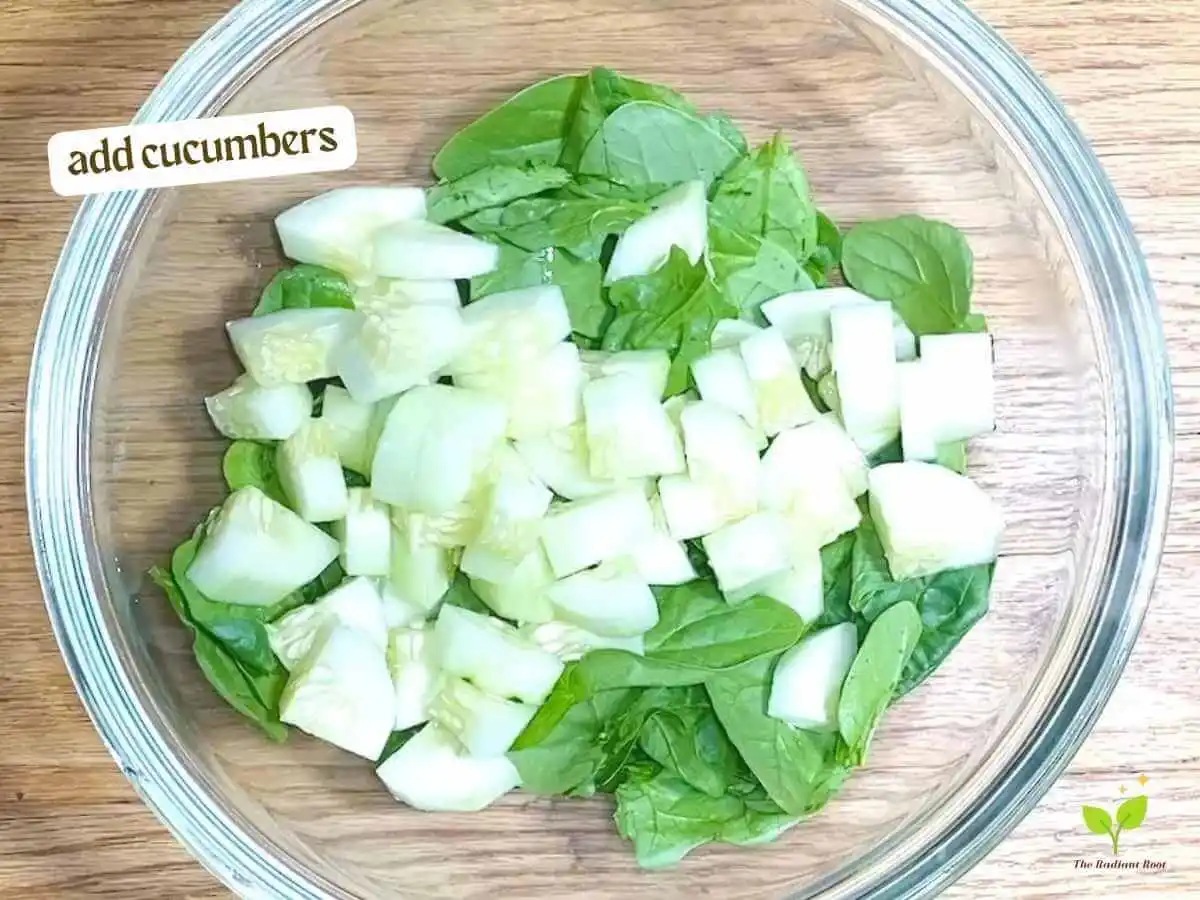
[1, 0, 1197, 897]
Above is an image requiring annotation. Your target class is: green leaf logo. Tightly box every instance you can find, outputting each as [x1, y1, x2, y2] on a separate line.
[1082, 805, 1113, 836]
[1117, 795, 1148, 830]
[1081, 793, 1150, 854]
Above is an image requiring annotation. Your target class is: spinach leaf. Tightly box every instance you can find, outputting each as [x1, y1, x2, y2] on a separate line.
[936, 440, 969, 474]
[470, 240, 608, 341]
[433, 74, 581, 180]
[377, 726, 421, 765]
[222, 440, 288, 506]
[252, 264, 355, 317]
[426, 163, 571, 224]
[815, 530, 860, 632]
[841, 215, 976, 334]
[578, 101, 744, 188]
[614, 770, 797, 869]
[706, 655, 851, 816]
[837, 601, 923, 762]
[710, 134, 817, 260]
[709, 225, 815, 318]
[460, 186, 649, 261]
[440, 572, 492, 616]
[704, 113, 749, 155]
[805, 210, 843, 287]
[603, 247, 736, 395]
[638, 700, 740, 798]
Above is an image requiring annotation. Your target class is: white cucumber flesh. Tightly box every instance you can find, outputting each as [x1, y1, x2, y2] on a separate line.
[519, 621, 646, 661]
[738, 327, 819, 436]
[917, 333, 996, 441]
[583, 373, 685, 480]
[226, 308, 355, 387]
[679, 401, 761, 520]
[767, 622, 859, 730]
[469, 547, 558, 625]
[754, 543, 823, 622]
[539, 488, 656, 578]
[276, 420, 349, 523]
[319, 385, 375, 474]
[605, 180, 708, 284]
[433, 604, 564, 705]
[691, 348, 764, 441]
[514, 423, 643, 500]
[334, 488, 392, 577]
[266, 575, 388, 671]
[830, 302, 900, 454]
[372, 219, 500, 280]
[546, 563, 659, 637]
[205, 375, 312, 441]
[458, 341, 584, 440]
[377, 724, 520, 812]
[657, 474, 736, 541]
[429, 678, 537, 757]
[701, 511, 793, 598]
[444, 285, 571, 381]
[388, 624, 439, 731]
[580, 349, 671, 401]
[388, 511, 456, 613]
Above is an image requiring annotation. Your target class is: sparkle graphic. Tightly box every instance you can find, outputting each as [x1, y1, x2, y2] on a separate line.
[1138, 774, 1149, 787]
[1120, 785, 1127, 794]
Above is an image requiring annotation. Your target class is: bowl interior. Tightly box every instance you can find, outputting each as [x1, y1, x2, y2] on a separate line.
[90, 0, 1105, 896]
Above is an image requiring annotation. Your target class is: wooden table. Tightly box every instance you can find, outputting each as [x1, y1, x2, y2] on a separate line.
[0, 0, 1196, 897]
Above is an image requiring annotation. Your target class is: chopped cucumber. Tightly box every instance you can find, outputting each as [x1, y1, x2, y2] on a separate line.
[605, 180, 708, 283]
[470, 547, 557, 624]
[389, 511, 456, 613]
[275, 186, 427, 283]
[691, 348, 764, 440]
[628, 495, 696, 586]
[738, 327, 819, 436]
[371, 384, 507, 514]
[679, 401, 761, 520]
[186, 486, 339, 607]
[372, 219, 500, 280]
[868, 461, 1004, 580]
[334, 488, 392, 577]
[583, 373, 685, 480]
[514, 423, 643, 500]
[657, 474, 735, 541]
[335, 302, 465, 404]
[761, 417, 869, 499]
[701, 511, 793, 598]
[444, 285, 571, 381]
[457, 342, 585, 440]
[546, 562, 659, 637]
[580, 349, 671, 401]
[460, 448, 552, 584]
[767, 623, 858, 730]
[433, 604, 564, 705]
[519, 621, 646, 661]
[539, 488, 656, 578]
[379, 579, 428, 628]
[388, 624, 438, 731]
[276, 421, 350, 523]
[830, 302, 900, 454]
[429, 678, 537, 757]
[754, 543, 823, 622]
[279, 624, 395, 760]
[377, 724, 520, 812]
[227, 308, 355, 386]
[917, 333, 996, 441]
[710, 319, 762, 350]
[319, 385, 375, 475]
[355, 277, 462, 311]
[205, 375, 312, 441]
[897, 360, 939, 462]
[266, 576, 389, 671]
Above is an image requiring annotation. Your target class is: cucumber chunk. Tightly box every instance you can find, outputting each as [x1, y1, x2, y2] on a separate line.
[519, 621, 646, 661]
[389, 624, 439, 731]
[738, 327, 819, 436]
[377, 723, 520, 812]
[868, 461, 1004, 580]
[279, 623, 395, 760]
[267, 575, 389, 671]
[580, 349, 671, 401]
[379, 579, 429, 629]
[691, 348, 764, 441]
[679, 401, 761, 520]
[583, 373, 685, 480]
[205, 375, 312, 441]
[460, 448, 553, 584]
[277, 421, 350, 523]
[227, 308, 355, 387]
[334, 488, 392, 577]
[275, 186, 427, 283]
[445, 285, 571, 381]
[917, 333, 996, 441]
[457, 342, 585, 440]
[759, 422, 862, 548]
[371, 384, 507, 515]
[701, 511, 793, 598]
[430, 678, 537, 757]
[710, 319, 762, 350]
[657, 474, 736, 541]
[767, 622, 858, 730]
[897, 360, 940, 462]
[539, 488, 656, 578]
[470, 547, 558, 625]
[753, 543, 823, 622]
[605, 180, 708, 284]
[389, 511, 457, 613]
[186, 486, 339, 607]
[514, 423, 643, 500]
[355, 277, 461, 311]
[830, 302, 900, 454]
[372, 219, 500, 280]
[433, 604, 564, 705]
[335, 302, 465, 404]
[628, 495, 697, 586]
[546, 562, 659, 637]
[319, 385, 375, 475]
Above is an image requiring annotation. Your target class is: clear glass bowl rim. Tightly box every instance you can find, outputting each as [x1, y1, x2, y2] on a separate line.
[26, 0, 1174, 897]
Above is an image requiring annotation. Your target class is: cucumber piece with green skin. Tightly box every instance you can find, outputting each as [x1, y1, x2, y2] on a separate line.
[186, 486, 338, 607]
[519, 620, 646, 661]
[605, 180, 708, 284]
[583, 373, 685, 481]
[470, 547, 557, 625]
[679, 401, 761, 521]
[429, 678, 537, 757]
[753, 543, 823, 622]
[267, 576, 389, 671]
[335, 302, 465, 405]
[227, 307, 356, 387]
[657, 474, 736, 541]
[205, 375, 312, 441]
[389, 511, 456, 613]
[738, 327, 819, 436]
[444, 285, 571, 382]
[276, 420, 350, 523]
[457, 342, 585, 441]
[433, 604, 564, 706]
[916, 332, 996, 441]
[691, 348, 765, 442]
[868, 461, 1004, 580]
[546, 562, 659, 637]
[377, 723, 520, 812]
[767, 622, 858, 731]
[701, 511, 793, 598]
[580, 349, 671, 401]
[539, 488, 656, 578]
[334, 488, 392, 577]
[371, 219, 500, 280]
[319, 385, 374, 475]
[830, 302, 900, 454]
[279, 623, 395, 760]
[371, 384, 507, 515]
[513, 423, 645, 501]
[389, 624, 438, 731]
[275, 186, 427, 283]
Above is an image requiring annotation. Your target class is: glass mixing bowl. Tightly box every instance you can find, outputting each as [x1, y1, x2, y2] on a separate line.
[27, 0, 1173, 896]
